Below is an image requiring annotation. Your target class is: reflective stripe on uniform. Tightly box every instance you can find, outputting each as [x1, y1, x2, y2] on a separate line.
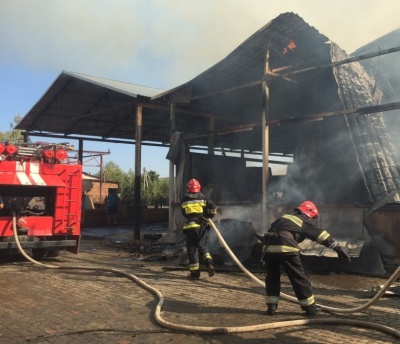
[264, 245, 300, 253]
[316, 230, 330, 244]
[266, 296, 280, 304]
[298, 295, 315, 307]
[181, 200, 206, 215]
[189, 263, 200, 271]
[282, 214, 303, 227]
[202, 253, 212, 261]
[183, 222, 201, 230]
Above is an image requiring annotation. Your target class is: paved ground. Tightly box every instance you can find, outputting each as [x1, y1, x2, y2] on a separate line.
[0, 226, 399, 344]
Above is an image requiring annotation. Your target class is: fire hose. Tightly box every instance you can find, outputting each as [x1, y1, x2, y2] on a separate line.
[11, 212, 400, 338]
[207, 218, 400, 314]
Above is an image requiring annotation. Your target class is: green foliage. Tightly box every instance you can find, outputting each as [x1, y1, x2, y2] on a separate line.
[142, 170, 169, 207]
[120, 169, 135, 199]
[99, 161, 125, 182]
[0, 114, 25, 142]
[97, 163, 168, 207]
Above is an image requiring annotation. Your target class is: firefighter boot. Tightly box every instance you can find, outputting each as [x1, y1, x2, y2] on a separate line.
[205, 258, 216, 277]
[303, 304, 320, 316]
[187, 270, 200, 280]
[266, 303, 278, 315]
[207, 264, 215, 277]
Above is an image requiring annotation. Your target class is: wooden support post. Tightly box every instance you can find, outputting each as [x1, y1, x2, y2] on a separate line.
[78, 139, 83, 165]
[99, 154, 103, 205]
[169, 102, 176, 232]
[262, 44, 271, 231]
[134, 105, 142, 240]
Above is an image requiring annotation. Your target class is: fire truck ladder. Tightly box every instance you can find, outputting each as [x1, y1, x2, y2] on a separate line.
[60, 169, 80, 232]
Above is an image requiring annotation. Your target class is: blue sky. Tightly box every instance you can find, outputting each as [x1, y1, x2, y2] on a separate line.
[1, 0, 399, 177]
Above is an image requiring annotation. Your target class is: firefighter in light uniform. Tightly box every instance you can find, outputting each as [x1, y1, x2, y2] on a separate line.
[181, 179, 217, 279]
[261, 200, 351, 315]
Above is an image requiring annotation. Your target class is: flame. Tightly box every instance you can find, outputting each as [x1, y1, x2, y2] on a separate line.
[283, 40, 297, 54]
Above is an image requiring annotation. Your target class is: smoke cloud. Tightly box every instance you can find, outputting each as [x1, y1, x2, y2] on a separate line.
[1, 0, 399, 90]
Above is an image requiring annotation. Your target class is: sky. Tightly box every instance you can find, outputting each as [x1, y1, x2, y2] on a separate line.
[1, 0, 399, 177]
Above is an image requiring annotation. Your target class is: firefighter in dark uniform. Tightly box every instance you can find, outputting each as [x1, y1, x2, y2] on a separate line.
[181, 179, 217, 279]
[260, 200, 351, 315]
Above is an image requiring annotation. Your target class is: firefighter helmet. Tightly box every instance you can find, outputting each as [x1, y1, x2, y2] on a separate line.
[296, 200, 319, 219]
[186, 179, 201, 193]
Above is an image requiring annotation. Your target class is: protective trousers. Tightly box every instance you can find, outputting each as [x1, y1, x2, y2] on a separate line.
[265, 254, 315, 309]
[184, 225, 214, 274]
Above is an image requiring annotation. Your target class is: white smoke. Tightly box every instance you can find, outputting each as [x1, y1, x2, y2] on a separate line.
[1, 0, 399, 89]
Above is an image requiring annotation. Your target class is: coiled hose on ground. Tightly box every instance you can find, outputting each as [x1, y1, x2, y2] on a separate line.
[11, 212, 400, 338]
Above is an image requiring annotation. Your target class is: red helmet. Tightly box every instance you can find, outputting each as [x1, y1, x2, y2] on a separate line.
[186, 179, 201, 193]
[296, 201, 319, 219]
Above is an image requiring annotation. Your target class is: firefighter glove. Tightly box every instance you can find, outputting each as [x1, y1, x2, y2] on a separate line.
[265, 232, 278, 239]
[255, 232, 277, 245]
[205, 209, 216, 219]
[335, 246, 351, 262]
[255, 233, 267, 244]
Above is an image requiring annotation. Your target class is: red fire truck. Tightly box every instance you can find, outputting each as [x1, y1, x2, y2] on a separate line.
[0, 141, 82, 259]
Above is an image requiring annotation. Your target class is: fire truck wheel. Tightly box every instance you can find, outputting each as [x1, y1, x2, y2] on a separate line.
[31, 248, 48, 260]
[46, 250, 60, 258]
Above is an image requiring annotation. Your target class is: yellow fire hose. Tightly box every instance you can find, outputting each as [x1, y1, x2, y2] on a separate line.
[11, 212, 400, 338]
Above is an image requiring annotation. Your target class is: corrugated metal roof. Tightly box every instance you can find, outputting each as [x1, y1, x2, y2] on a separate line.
[63, 71, 163, 98]
[331, 43, 400, 202]
[17, 12, 333, 152]
[16, 70, 170, 144]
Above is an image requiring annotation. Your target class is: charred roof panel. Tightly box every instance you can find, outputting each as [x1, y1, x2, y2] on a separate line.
[156, 13, 400, 204]
[331, 44, 400, 202]
[158, 12, 330, 123]
[351, 29, 400, 202]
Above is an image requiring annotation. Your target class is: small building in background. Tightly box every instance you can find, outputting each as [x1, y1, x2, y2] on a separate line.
[82, 172, 119, 208]
[81, 173, 168, 226]
[81, 173, 119, 226]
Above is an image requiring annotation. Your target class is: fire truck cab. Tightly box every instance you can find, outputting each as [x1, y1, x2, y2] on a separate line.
[0, 142, 82, 259]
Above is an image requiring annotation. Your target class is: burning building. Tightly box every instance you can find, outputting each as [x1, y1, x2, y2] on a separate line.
[15, 13, 400, 274]
[154, 13, 400, 274]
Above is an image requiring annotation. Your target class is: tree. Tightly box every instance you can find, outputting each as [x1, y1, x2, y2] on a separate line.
[0, 114, 26, 142]
[142, 169, 169, 207]
[95, 161, 127, 199]
[120, 169, 135, 199]
[96, 163, 168, 207]
[99, 161, 125, 183]
[156, 178, 169, 207]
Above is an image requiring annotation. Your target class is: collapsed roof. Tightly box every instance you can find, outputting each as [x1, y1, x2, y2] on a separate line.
[351, 28, 400, 163]
[16, 12, 400, 204]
